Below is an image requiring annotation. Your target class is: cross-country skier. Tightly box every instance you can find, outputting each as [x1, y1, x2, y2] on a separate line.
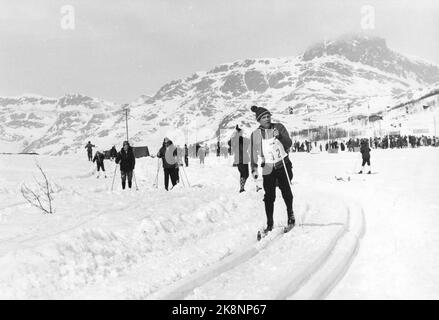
[157, 138, 179, 190]
[115, 141, 136, 189]
[92, 150, 107, 178]
[198, 145, 206, 166]
[250, 105, 295, 236]
[110, 145, 117, 160]
[229, 125, 250, 193]
[217, 141, 221, 157]
[184, 144, 189, 167]
[358, 139, 371, 174]
[85, 141, 95, 161]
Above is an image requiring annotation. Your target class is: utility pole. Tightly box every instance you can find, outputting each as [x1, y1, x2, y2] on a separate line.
[123, 104, 129, 142]
[125, 109, 129, 142]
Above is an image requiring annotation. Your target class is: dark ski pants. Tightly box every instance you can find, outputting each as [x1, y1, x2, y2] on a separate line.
[237, 163, 249, 191]
[361, 157, 371, 166]
[262, 159, 293, 228]
[88, 152, 92, 161]
[164, 168, 178, 190]
[184, 156, 188, 167]
[121, 170, 133, 189]
[96, 162, 105, 172]
[237, 163, 249, 179]
[176, 167, 180, 183]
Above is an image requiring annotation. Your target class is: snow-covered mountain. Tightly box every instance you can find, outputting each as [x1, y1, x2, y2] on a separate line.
[1, 34, 439, 155]
[132, 35, 439, 144]
[0, 94, 124, 154]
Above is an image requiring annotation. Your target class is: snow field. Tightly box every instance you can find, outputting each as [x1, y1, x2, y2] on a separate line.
[0, 153, 360, 299]
[1, 146, 437, 299]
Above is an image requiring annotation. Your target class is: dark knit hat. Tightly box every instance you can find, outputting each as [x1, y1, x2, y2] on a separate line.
[251, 105, 271, 121]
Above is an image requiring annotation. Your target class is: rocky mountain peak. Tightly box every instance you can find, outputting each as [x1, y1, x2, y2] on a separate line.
[303, 34, 439, 84]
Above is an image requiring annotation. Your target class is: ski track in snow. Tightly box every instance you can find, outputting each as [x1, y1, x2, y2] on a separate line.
[2, 148, 438, 299]
[167, 200, 365, 300]
[0, 154, 366, 299]
[148, 205, 313, 300]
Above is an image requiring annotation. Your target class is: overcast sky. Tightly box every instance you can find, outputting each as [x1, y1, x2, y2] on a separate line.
[1, 0, 438, 103]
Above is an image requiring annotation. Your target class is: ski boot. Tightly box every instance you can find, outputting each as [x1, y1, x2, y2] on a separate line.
[358, 170, 363, 174]
[367, 171, 371, 174]
[263, 225, 273, 234]
[257, 225, 273, 241]
[284, 213, 295, 233]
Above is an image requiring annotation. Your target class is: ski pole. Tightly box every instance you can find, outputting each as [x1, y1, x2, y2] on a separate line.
[111, 163, 118, 191]
[179, 165, 186, 188]
[273, 136, 292, 188]
[154, 158, 160, 188]
[280, 156, 300, 227]
[181, 164, 191, 187]
[133, 170, 139, 191]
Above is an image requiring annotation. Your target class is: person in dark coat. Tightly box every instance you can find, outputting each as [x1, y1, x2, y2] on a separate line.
[157, 138, 179, 190]
[85, 141, 95, 161]
[250, 105, 295, 235]
[115, 141, 136, 189]
[110, 146, 117, 160]
[184, 144, 189, 167]
[92, 150, 107, 178]
[358, 139, 371, 174]
[229, 125, 250, 193]
[340, 142, 345, 151]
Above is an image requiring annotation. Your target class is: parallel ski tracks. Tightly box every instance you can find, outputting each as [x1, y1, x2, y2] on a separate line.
[151, 200, 365, 300]
[150, 205, 313, 300]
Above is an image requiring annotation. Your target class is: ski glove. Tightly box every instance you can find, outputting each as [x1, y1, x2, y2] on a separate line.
[260, 156, 265, 168]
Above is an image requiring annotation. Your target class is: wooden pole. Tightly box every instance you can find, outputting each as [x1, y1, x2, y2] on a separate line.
[125, 108, 129, 142]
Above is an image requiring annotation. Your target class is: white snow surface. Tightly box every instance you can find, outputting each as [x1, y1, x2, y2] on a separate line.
[0, 147, 438, 299]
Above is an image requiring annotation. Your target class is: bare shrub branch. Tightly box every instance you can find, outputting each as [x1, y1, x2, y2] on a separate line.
[20, 162, 54, 214]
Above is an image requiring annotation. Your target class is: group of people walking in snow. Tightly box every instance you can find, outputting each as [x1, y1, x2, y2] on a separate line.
[84, 105, 296, 235]
[85, 140, 136, 189]
[82, 97, 439, 237]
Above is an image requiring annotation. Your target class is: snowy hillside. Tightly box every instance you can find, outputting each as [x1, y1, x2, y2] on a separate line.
[133, 34, 439, 145]
[0, 94, 123, 155]
[1, 35, 439, 155]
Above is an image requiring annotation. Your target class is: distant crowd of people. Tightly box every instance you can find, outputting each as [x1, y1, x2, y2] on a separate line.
[287, 134, 439, 153]
[347, 135, 438, 150]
